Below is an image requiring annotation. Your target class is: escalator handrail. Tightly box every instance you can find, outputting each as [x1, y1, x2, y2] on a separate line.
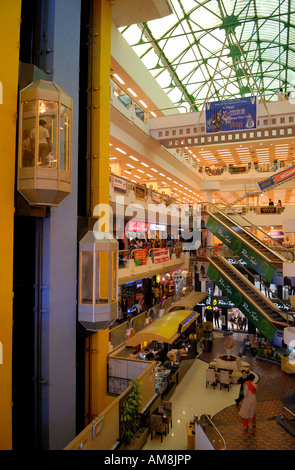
[202, 201, 294, 263]
[207, 247, 295, 327]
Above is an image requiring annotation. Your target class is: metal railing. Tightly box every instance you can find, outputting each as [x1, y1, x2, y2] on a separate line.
[199, 414, 227, 451]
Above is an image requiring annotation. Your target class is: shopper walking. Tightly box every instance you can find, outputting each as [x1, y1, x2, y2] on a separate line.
[239, 373, 257, 431]
[234, 370, 248, 406]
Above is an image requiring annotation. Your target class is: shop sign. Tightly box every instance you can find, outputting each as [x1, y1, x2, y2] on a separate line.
[134, 249, 147, 266]
[113, 176, 127, 193]
[135, 185, 146, 199]
[257, 164, 295, 191]
[153, 247, 170, 264]
[260, 206, 277, 214]
[207, 215, 276, 283]
[205, 96, 257, 133]
[207, 264, 276, 341]
[151, 192, 161, 203]
[128, 221, 148, 232]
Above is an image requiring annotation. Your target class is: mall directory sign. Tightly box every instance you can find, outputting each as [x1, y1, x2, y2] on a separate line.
[206, 215, 276, 283]
[207, 264, 276, 341]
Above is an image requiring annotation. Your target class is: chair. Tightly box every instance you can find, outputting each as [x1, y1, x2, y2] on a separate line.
[219, 370, 231, 391]
[150, 414, 166, 442]
[161, 401, 172, 432]
[206, 368, 217, 389]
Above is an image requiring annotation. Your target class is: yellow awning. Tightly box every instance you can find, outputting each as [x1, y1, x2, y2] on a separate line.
[125, 309, 199, 347]
[166, 292, 208, 314]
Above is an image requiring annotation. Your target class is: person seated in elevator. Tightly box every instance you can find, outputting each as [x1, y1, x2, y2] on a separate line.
[30, 119, 52, 166]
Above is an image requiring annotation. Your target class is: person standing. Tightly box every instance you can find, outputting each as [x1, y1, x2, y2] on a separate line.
[239, 373, 258, 431]
[277, 199, 282, 214]
[268, 198, 274, 206]
[235, 370, 248, 406]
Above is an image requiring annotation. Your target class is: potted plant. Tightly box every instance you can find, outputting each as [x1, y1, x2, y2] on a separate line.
[120, 379, 148, 449]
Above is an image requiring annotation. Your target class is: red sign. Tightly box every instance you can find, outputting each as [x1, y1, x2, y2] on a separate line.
[134, 249, 147, 266]
[273, 165, 295, 184]
[128, 221, 148, 232]
[153, 247, 170, 264]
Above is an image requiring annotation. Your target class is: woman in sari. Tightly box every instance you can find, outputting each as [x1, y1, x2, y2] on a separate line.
[239, 373, 257, 431]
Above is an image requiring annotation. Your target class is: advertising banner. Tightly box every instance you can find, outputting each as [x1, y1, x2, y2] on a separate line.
[134, 249, 147, 266]
[205, 96, 257, 133]
[207, 264, 276, 341]
[153, 247, 170, 264]
[113, 176, 127, 193]
[206, 215, 276, 282]
[257, 165, 295, 191]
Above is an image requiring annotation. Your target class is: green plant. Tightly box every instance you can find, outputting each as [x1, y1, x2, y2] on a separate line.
[120, 379, 143, 445]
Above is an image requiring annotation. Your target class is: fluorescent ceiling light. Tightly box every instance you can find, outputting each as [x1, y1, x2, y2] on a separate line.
[127, 87, 137, 97]
[159, 173, 166, 177]
[137, 169, 144, 173]
[126, 163, 134, 168]
[116, 147, 126, 154]
[150, 111, 157, 117]
[141, 162, 149, 167]
[139, 99, 148, 108]
[113, 73, 125, 85]
[129, 155, 139, 161]
[151, 168, 158, 172]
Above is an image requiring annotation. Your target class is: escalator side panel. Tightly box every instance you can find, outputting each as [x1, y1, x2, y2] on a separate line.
[207, 263, 277, 341]
[207, 215, 276, 283]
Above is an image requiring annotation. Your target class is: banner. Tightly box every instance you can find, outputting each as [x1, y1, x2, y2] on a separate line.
[257, 165, 295, 191]
[206, 215, 276, 282]
[134, 249, 147, 266]
[205, 96, 257, 133]
[153, 247, 170, 264]
[207, 264, 276, 341]
[113, 176, 127, 193]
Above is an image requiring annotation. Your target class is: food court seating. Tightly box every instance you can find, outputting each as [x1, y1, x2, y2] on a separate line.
[161, 401, 172, 432]
[206, 368, 217, 389]
[150, 414, 166, 442]
[219, 370, 231, 391]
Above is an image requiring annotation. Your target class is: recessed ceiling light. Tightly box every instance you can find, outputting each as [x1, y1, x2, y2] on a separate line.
[151, 168, 158, 172]
[124, 170, 131, 174]
[146, 174, 153, 178]
[113, 73, 125, 85]
[129, 155, 139, 161]
[126, 163, 134, 168]
[141, 162, 149, 167]
[159, 173, 166, 177]
[150, 111, 157, 117]
[134, 175, 141, 179]
[137, 169, 144, 173]
[109, 157, 117, 160]
[167, 177, 172, 181]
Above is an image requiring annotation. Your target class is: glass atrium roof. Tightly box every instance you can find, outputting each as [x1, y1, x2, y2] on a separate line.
[119, 0, 295, 112]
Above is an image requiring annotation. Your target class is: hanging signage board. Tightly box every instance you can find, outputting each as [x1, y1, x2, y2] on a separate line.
[113, 176, 127, 193]
[207, 264, 276, 341]
[135, 185, 146, 199]
[206, 215, 276, 283]
[153, 247, 170, 264]
[260, 207, 277, 214]
[257, 165, 295, 192]
[205, 96, 257, 133]
[134, 249, 147, 266]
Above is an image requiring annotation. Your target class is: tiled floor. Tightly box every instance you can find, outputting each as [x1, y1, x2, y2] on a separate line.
[143, 331, 295, 451]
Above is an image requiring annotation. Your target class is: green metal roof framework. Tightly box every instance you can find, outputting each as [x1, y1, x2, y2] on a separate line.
[119, 0, 295, 112]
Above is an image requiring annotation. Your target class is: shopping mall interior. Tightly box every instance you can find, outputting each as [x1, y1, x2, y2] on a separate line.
[1, 0, 295, 453]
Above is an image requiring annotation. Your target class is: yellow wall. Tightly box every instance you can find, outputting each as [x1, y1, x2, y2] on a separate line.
[0, 1, 22, 450]
[85, 0, 113, 420]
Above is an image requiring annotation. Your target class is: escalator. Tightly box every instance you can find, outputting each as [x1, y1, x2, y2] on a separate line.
[204, 202, 293, 283]
[207, 247, 295, 341]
